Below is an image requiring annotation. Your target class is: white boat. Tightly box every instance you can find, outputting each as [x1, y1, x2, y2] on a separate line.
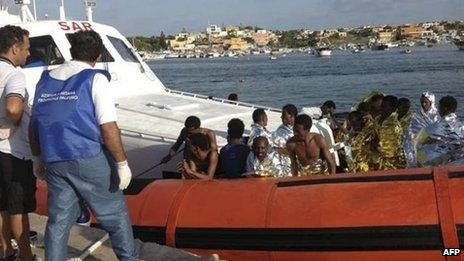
[269, 55, 277, 60]
[0, 1, 339, 179]
[315, 47, 332, 57]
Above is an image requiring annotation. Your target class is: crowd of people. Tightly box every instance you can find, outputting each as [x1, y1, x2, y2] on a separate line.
[1, 22, 463, 261]
[163, 91, 464, 180]
[1, 26, 137, 261]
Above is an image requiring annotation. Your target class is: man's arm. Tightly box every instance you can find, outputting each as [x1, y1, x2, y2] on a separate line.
[5, 96, 23, 126]
[161, 128, 187, 164]
[207, 129, 218, 152]
[318, 135, 336, 175]
[185, 151, 218, 180]
[100, 122, 126, 162]
[286, 140, 299, 176]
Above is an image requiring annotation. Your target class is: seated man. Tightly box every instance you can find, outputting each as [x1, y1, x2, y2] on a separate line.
[247, 108, 272, 147]
[375, 95, 406, 170]
[416, 96, 464, 166]
[245, 136, 281, 177]
[161, 116, 217, 163]
[349, 111, 378, 172]
[177, 133, 218, 179]
[287, 114, 336, 176]
[397, 97, 415, 167]
[272, 104, 298, 176]
[218, 119, 250, 178]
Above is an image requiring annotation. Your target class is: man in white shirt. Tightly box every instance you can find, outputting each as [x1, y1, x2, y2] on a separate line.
[0, 25, 36, 261]
[247, 108, 272, 147]
[245, 136, 282, 177]
[272, 104, 298, 176]
[30, 30, 136, 261]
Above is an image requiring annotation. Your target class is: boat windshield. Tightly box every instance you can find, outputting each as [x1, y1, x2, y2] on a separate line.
[107, 36, 139, 63]
[24, 35, 64, 68]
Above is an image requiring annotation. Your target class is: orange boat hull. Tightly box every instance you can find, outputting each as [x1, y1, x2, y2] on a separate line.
[35, 166, 464, 261]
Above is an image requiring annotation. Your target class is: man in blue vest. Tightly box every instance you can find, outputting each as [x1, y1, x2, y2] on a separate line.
[30, 31, 136, 260]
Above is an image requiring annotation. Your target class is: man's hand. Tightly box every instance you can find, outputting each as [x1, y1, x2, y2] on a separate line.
[116, 160, 132, 190]
[32, 156, 45, 180]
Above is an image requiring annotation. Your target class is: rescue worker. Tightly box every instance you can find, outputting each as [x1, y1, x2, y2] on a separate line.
[30, 30, 137, 261]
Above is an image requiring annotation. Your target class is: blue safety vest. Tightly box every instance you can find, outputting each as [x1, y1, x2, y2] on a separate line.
[32, 69, 111, 163]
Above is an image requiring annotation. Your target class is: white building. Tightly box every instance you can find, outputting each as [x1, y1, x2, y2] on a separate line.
[206, 24, 227, 37]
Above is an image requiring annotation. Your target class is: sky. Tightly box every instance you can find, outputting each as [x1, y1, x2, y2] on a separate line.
[3, 0, 463, 36]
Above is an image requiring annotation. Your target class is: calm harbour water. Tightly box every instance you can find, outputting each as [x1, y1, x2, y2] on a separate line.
[148, 44, 464, 115]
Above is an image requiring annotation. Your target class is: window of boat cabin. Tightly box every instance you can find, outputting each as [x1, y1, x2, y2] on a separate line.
[107, 36, 138, 63]
[24, 35, 64, 68]
[65, 34, 115, 63]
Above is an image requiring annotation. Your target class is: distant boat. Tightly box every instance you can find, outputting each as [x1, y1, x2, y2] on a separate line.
[401, 49, 412, 54]
[371, 43, 388, 51]
[315, 47, 332, 57]
[269, 55, 277, 60]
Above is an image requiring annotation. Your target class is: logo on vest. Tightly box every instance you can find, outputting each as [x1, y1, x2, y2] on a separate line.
[37, 91, 78, 103]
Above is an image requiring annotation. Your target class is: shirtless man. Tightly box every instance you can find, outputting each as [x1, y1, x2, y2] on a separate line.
[177, 133, 218, 179]
[287, 114, 336, 175]
[161, 115, 217, 163]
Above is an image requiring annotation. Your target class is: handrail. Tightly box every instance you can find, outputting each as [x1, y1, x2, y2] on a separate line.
[120, 128, 177, 143]
[164, 88, 281, 113]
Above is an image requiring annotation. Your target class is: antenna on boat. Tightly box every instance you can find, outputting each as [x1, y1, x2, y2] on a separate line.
[59, 0, 66, 20]
[32, 0, 36, 20]
[14, 0, 35, 22]
[84, 0, 96, 22]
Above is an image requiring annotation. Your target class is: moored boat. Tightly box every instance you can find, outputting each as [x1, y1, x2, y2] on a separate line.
[315, 47, 332, 57]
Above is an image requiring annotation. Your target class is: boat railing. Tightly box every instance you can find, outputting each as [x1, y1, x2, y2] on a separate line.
[164, 88, 281, 113]
[120, 128, 177, 143]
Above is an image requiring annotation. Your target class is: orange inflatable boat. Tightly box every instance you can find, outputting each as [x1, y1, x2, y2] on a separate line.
[35, 166, 464, 261]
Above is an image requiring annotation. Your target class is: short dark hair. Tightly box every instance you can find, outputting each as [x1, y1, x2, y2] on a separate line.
[382, 95, 399, 110]
[228, 93, 238, 101]
[371, 94, 385, 102]
[252, 108, 266, 123]
[357, 102, 370, 114]
[253, 136, 269, 147]
[398, 97, 410, 105]
[348, 111, 363, 122]
[69, 30, 103, 62]
[188, 133, 210, 151]
[294, 114, 312, 130]
[0, 25, 29, 55]
[227, 118, 244, 139]
[282, 104, 298, 117]
[439, 96, 457, 115]
[322, 100, 336, 110]
[185, 116, 201, 129]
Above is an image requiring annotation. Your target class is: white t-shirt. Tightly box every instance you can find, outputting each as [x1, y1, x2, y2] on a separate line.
[48, 60, 117, 125]
[0, 59, 32, 159]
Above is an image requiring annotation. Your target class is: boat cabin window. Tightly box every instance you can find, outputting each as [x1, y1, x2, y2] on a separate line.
[24, 36, 64, 68]
[65, 34, 115, 63]
[107, 36, 138, 63]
